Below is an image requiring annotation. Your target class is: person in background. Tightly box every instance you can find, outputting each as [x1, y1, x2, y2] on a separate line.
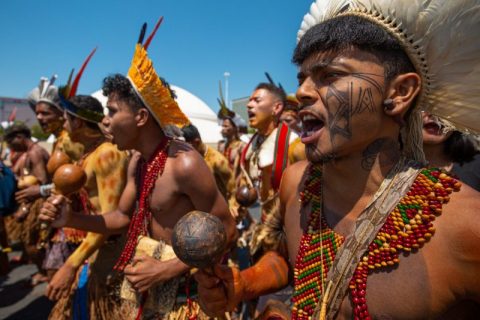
[422, 111, 480, 191]
[4, 123, 50, 285]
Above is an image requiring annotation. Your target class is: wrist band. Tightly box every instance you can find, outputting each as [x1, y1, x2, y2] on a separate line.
[40, 184, 54, 197]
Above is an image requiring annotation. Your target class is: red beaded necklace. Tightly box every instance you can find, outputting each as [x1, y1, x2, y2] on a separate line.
[114, 137, 171, 271]
[292, 165, 461, 320]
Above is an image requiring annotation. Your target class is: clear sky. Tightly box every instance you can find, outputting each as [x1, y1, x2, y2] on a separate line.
[0, 0, 313, 112]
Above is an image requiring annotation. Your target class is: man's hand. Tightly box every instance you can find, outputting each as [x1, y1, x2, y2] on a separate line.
[15, 185, 41, 202]
[45, 263, 77, 301]
[195, 264, 244, 317]
[123, 256, 184, 293]
[39, 194, 71, 228]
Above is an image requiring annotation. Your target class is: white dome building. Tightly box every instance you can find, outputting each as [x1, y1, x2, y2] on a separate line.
[91, 85, 222, 144]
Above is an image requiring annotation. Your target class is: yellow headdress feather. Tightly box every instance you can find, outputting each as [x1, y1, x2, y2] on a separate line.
[127, 17, 190, 130]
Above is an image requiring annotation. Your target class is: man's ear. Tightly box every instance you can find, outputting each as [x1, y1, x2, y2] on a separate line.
[135, 108, 150, 127]
[273, 101, 284, 117]
[384, 72, 421, 117]
[72, 117, 84, 130]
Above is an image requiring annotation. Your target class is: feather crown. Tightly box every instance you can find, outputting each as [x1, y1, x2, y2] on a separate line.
[216, 81, 246, 129]
[58, 48, 103, 123]
[127, 17, 190, 132]
[298, 0, 480, 135]
[264, 72, 299, 112]
[27, 74, 61, 111]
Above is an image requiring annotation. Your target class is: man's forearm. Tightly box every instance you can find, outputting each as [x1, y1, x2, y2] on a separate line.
[68, 210, 129, 235]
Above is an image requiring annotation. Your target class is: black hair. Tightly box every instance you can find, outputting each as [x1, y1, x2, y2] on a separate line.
[68, 95, 104, 130]
[4, 123, 31, 141]
[102, 74, 146, 111]
[102, 74, 177, 111]
[444, 132, 479, 165]
[293, 15, 415, 83]
[255, 82, 287, 106]
[181, 124, 201, 142]
[222, 117, 237, 129]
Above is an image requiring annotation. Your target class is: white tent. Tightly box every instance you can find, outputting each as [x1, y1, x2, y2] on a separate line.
[91, 85, 222, 144]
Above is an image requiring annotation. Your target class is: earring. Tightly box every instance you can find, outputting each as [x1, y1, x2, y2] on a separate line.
[383, 99, 394, 111]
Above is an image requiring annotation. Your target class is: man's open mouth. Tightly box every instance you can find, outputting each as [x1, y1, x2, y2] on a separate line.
[300, 112, 325, 143]
[423, 122, 442, 135]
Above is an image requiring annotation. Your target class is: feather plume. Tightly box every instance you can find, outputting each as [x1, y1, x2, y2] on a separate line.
[143, 16, 164, 50]
[69, 47, 97, 98]
[137, 23, 147, 45]
[217, 81, 235, 119]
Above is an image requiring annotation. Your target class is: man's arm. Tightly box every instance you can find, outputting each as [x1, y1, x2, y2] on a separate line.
[175, 146, 236, 245]
[39, 152, 138, 234]
[28, 148, 48, 184]
[46, 147, 130, 300]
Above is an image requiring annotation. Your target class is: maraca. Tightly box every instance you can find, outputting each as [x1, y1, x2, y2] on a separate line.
[47, 150, 71, 176]
[171, 210, 226, 270]
[38, 164, 86, 248]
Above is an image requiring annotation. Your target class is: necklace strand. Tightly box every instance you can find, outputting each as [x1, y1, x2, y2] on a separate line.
[292, 165, 461, 319]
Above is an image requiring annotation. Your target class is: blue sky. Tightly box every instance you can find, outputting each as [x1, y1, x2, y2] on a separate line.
[0, 0, 312, 112]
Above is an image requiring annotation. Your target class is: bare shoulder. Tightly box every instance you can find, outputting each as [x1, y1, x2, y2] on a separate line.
[441, 183, 480, 248]
[282, 160, 309, 188]
[439, 182, 480, 297]
[168, 139, 208, 180]
[93, 142, 127, 175]
[29, 143, 49, 160]
[280, 160, 310, 203]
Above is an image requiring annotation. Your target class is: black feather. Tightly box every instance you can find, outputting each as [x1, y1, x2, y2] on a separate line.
[137, 23, 147, 45]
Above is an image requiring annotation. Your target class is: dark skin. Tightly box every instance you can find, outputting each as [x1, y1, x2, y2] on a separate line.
[196, 49, 480, 318]
[15, 102, 64, 202]
[40, 93, 236, 293]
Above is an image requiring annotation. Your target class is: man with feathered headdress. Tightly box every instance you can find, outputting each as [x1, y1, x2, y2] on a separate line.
[40, 18, 236, 319]
[195, 1, 480, 319]
[216, 81, 247, 179]
[45, 94, 130, 320]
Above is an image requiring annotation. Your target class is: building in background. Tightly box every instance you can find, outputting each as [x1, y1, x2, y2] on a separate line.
[0, 97, 35, 128]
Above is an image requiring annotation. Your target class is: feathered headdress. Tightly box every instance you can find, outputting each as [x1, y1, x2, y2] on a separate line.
[59, 48, 104, 123]
[127, 17, 190, 132]
[298, 0, 480, 162]
[265, 72, 299, 112]
[27, 74, 61, 111]
[216, 81, 246, 129]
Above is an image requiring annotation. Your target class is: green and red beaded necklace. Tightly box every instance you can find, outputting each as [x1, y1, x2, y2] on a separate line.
[292, 165, 461, 320]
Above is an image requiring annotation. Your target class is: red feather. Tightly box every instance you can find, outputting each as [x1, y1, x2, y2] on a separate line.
[69, 47, 97, 98]
[143, 16, 164, 50]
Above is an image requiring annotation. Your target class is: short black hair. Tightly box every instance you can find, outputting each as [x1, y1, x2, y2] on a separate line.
[102, 74, 177, 111]
[68, 95, 103, 130]
[293, 15, 415, 83]
[444, 132, 479, 165]
[4, 123, 31, 141]
[181, 124, 201, 142]
[255, 82, 287, 105]
[102, 74, 145, 111]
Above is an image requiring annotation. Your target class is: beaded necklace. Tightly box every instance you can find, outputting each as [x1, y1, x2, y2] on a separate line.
[292, 165, 461, 320]
[293, 165, 345, 319]
[114, 137, 171, 271]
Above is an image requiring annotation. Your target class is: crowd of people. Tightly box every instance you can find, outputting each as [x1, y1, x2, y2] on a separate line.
[1, 0, 480, 319]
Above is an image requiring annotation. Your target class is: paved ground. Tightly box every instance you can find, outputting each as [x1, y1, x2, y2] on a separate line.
[0, 249, 54, 320]
[0, 204, 261, 320]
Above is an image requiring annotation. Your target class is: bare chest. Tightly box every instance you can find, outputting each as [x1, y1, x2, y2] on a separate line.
[284, 200, 473, 319]
[143, 172, 194, 245]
